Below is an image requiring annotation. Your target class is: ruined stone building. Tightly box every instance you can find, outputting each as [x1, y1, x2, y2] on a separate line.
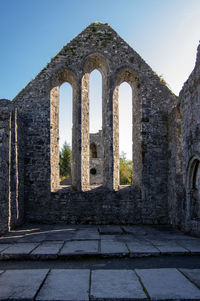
[0, 23, 200, 236]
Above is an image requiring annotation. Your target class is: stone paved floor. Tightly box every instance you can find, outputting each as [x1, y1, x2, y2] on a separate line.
[0, 225, 200, 300]
[0, 224, 200, 259]
[0, 268, 200, 300]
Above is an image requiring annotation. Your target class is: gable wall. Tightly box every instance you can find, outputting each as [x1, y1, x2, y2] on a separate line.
[8, 23, 176, 225]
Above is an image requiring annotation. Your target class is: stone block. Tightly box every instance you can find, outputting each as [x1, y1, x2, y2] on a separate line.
[0, 269, 48, 300]
[74, 229, 100, 240]
[151, 239, 189, 254]
[178, 239, 200, 253]
[60, 240, 99, 256]
[99, 226, 123, 234]
[31, 241, 64, 256]
[36, 269, 90, 301]
[127, 240, 160, 256]
[100, 240, 129, 256]
[1, 243, 39, 255]
[180, 269, 200, 288]
[90, 269, 147, 300]
[136, 268, 200, 300]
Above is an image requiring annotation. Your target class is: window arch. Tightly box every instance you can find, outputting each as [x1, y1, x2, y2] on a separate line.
[113, 67, 141, 189]
[50, 69, 79, 191]
[118, 82, 132, 185]
[81, 53, 109, 188]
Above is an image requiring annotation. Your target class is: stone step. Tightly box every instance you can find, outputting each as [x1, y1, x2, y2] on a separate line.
[0, 238, 200, 260]
[0, 268, 200, 300]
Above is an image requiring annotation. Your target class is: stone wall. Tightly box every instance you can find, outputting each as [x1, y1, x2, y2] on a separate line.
[179, 42, 200, 236]
[167, 105, 184, 228]
[0, 100, 24, 234]
[0, 100, 11, 234]
[10, 23, 176, 225]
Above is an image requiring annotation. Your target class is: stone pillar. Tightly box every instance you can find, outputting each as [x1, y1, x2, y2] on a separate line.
[102, 82, 115, 190]
[81, 74, 90, 190]
[50, 86, 60, 191]
[112, 86, 119, 190]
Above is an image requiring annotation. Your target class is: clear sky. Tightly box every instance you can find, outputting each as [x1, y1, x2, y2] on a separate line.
[1, 0, 200, 159]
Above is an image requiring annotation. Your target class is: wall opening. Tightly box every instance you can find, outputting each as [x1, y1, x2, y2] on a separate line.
[90, 142, 97, 158]
[89, 69, 102, 133]
[59, 82, 73, 186]
[113, 68, 141, 190]
[118, 82, 133, 185]
[190, 159, 200, 220]
[89, 69, 103, 186]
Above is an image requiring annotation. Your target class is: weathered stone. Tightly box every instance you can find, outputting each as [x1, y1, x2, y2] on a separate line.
[101, 240, 129, 256]
[180, 269, 200, 288]
[0, 24, 199, 236]
[1, 243, 39, 255]
[136, 268, 200, 300]
[178, 239, 200, 253]
[60, 240, 99, 256]
[127, 240, 160, 257]
[0, 269, 48, 300]
[31, 241, 64, 256]
[150, 240, 189, 254]
[90, 269, 147, 300]
[99, 225, 123, 234]
[36, 269, 90, 301]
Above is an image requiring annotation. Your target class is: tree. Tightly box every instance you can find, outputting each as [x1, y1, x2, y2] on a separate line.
[59, 142, 72, 179]
[119, 152, 133, 185]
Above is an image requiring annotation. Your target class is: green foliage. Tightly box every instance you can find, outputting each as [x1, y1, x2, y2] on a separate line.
[120, 152, 133, 185]
[59, 142, 72, 179]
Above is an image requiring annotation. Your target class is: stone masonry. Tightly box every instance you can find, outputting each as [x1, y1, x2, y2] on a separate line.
[0, 22, 199, 236]
[90, 130, 103, 185]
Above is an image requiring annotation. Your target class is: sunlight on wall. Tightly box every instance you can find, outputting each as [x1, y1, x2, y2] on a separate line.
[119, 82, 132, 160]
[89, 70, 102, 133]
[59, 82, 72, 149]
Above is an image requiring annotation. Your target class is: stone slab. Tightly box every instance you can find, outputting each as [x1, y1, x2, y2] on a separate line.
[122, 226, 150, 236]
[74, 229, 99, 240]
[0, 269, 48, 300]
[101, 240, 128, 255]
[1, 243, 39, 255]
[17, 233, 47, 243]
[36, 269, 90, 301]
[31, 241, 64, 255]
[136, 268, 200, 300]
[178, 239, 200, 253]
[60, 240, 98, 255]
[90, 269, 147, 300]
[99, 226, 123, 234]
[151, 240, 189, 254]
[0, 244, 10, 252]
[180, 269, 200, 288]
[127, 240, 160, 256]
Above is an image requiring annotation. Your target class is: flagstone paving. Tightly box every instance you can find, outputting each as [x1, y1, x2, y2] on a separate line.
[0, 225, 199, 259]
[0, 225, 200, 300]
[0, 268, 199, 300]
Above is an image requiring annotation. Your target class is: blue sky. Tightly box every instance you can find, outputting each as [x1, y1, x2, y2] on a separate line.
[0, 0, 200, 158]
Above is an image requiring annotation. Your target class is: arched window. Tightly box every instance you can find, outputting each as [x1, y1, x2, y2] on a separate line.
[119, 82, 132, 185]
[89, 69, 102, 133]
[90, 142, 97, 158]
[50, 68, 79, 191]
[113, 68, 141, 189]
[59, 83, 72, 185]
